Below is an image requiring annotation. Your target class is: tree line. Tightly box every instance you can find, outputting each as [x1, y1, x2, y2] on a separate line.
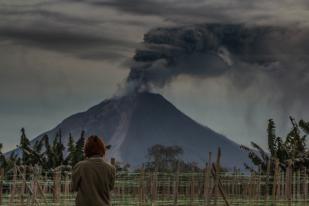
[0, 129, 202, 173]
[1, 116, 308, 174]
[0, 129, 85, 172]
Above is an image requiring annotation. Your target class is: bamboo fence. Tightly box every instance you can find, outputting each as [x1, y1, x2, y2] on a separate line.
[1, 150, 309, 205]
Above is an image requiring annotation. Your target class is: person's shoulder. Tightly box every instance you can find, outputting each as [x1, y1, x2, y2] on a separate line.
[73, 160, 89, 169]
[101, 160, 114, 169]
[101, 161, 116, 173]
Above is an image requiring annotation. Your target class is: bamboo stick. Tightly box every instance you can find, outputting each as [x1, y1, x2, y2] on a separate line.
[64, 171, 70, 206]
[139, 165, 145, 206]
[9, 164, 17, 206]
[190, 166, 195, 206]
[210, 163, 229, 206]
[53, 168, 61, 204]
[304, 168, 307, 206]
[265, 159, 271, 202]
[214, 147, 221, 206]
[205, 152, 212, 206]
[20, 166, 26, 206]
[272, 159, 279, 205]
[286, 160, 292, 206]
[173, 161, 180, 206]
[0, 168, 4, 206]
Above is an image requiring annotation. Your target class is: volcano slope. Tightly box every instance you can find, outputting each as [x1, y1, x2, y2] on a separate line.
[30, 92, 248, 169]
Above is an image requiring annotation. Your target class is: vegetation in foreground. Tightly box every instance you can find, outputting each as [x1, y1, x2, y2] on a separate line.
[0, 117, 308, 174]
[241, 117, 309, 173]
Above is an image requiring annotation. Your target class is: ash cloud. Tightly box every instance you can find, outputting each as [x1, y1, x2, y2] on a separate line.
[126, 24, 309, 109]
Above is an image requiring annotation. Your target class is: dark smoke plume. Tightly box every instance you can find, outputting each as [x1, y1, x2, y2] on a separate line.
[126, 24, 309, 101]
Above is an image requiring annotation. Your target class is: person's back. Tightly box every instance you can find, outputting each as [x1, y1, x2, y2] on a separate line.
[72, 136, 116, 206]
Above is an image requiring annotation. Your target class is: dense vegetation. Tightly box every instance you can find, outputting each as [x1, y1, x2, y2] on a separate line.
[0, 128, 199, 172]
[241, 117, 309, 174]
[0, 129, 85, 172]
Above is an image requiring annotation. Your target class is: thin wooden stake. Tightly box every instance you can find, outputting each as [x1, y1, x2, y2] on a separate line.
[9, 164, 17, 206]
[205, 152, 212, 206]
[272, 159, 280, 205]
[190, 166, 195, 206]
[139, 165, 145, 206]
[265, 159, 271, 202]
[214, 147, 221, 206]
[64, 172, 70, 206]
[304, 168, 307, 206]
[211, 163, 230, 206]
[0, 168, 4, 206]
[173, 162, 180, 206]
[20, 166, 26, 206]
[286, 160, 292, 206]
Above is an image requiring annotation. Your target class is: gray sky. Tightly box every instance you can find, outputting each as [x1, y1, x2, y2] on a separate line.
[1, 0, 309, 152]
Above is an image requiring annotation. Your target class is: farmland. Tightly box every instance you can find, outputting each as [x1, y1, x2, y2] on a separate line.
[1, 163, 309, 206]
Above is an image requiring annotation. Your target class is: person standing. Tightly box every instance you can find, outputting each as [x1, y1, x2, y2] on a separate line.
[72, 135, 116, 206]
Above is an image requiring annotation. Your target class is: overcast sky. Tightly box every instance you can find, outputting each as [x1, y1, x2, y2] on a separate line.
[1, 0, 309, 152]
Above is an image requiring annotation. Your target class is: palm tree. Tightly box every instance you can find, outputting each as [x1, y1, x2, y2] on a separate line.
[64, 133, 76, 166]
[241, 117, 309, 173]
[73, 130, 85, 165]
[299, 119, 309, 134]
[19, 128, 31, 165]
[0, 143, 7, 169]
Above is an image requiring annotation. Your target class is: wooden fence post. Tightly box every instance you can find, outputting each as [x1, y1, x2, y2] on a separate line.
[173, 161, 180, 206]
[64, 171, 70, 206]
[280, 172, 284, 200]
[20, 166, 26, 206]
[272, 159, 280, 205]
[304, 168, 307, 206]
[190, 166, 195, 206]
[286, 160, 292, 206]
[232, 167, 237, 198]
[214, 147, 221, 206]
[167, 176, 171, 202]
[298, 170, 301, 200]
[151, 168, 158, 206]
[249, 172, 253, 205]
[53, 168, 61, 205]
[0, 168, 4, 206]
[31, 166, 40, 206]
[265, 159, 271, 202]
[139, 165, 145, 206]
[205, 152, 212, 206]
[257, 169, 261, 203]
[293, 170, 296, 201]
[9, 164, 17, 206]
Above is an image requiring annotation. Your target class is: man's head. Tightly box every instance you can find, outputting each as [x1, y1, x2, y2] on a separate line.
[84, 135, 106, 158]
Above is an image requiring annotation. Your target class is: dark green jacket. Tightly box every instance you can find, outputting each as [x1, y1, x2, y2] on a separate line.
[72, 157, 116, 206]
